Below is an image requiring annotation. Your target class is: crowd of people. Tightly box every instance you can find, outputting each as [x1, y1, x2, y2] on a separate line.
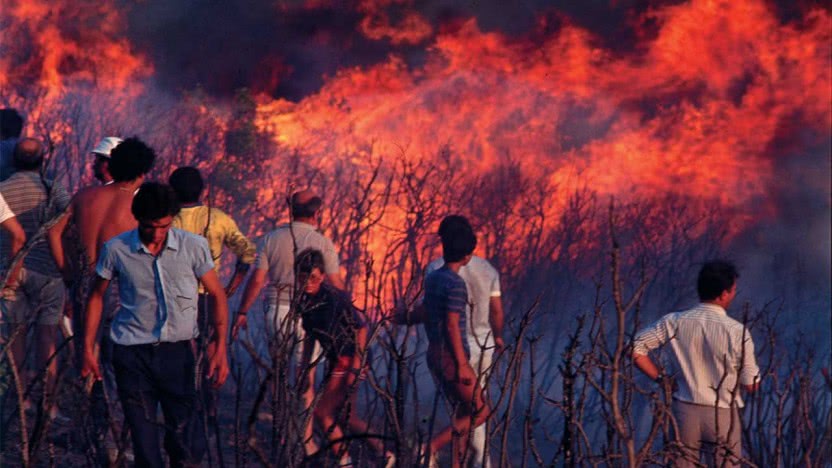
[0, 108, 760, 468]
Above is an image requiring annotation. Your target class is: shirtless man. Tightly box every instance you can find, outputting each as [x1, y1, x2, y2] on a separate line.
[47, 137, 155, 464]
[49, 138, 155, 277]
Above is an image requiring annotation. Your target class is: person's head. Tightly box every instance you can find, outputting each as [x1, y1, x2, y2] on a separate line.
[90, 136, 123, 183]
[697, 260, 739, 306]
[290, 189, 322, 220]
[438, 215, 473, 239]
[12, 138, 44, 171]
[169, 166, 204, 204]
[109, 137, 156, 183]
[0, 109, 23, 140]
[295, 248, 326, 294]
[439, 214, 477, 264]
[132, 182, 181, 245]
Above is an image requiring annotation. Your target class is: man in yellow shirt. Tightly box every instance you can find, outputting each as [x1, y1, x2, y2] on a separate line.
[169, 166, 256, 427]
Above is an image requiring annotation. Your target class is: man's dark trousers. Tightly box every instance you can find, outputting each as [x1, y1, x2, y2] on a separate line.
[112, 340, 206, 467]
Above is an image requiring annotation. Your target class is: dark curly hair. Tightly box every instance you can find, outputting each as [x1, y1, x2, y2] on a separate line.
[109, 137, 156, 182]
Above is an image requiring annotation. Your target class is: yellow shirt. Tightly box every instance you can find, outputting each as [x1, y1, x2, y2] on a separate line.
[172, 205, 256, 272]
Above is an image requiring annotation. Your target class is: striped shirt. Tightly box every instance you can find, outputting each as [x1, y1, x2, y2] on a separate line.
[633, 303, 759, 408]
[423, 265, 470, 357]
[0, 172, 71, 276]
[426, 256, 501, 350]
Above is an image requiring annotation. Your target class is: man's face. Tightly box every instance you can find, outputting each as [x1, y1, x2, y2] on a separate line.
[724, 282, 738, 306]
[92, 154, 110, 182]
[138, 216, 174, 246]
[299, 267, 325, 295]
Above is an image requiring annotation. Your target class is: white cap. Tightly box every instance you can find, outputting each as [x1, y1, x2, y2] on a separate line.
[90, 137, 123, 157]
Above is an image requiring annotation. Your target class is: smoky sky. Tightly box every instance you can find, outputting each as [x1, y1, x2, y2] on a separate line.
[122, 0, 829, 101]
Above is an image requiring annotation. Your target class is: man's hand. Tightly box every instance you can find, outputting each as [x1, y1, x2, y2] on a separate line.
[231, 313, 247, 341]
[494, 336, 505, 353]
[81, 349, 102, 382]
[206, 344, 229, 388]
[457, 362, 476, 386]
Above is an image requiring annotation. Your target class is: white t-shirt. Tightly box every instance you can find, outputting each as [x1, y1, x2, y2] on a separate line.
[426, 255, 501, 350]
[0, 192, 15, 224]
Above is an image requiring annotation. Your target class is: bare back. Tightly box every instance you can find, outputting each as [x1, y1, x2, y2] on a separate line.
[72, 183, 139, 269]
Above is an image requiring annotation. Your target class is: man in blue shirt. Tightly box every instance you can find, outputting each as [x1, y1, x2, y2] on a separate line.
[82, 182, 229, 467]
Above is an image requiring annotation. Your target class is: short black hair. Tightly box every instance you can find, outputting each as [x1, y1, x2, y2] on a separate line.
[438, 215, 473, 238]
[0, 109, 23, 140]
[295, 248, 325, 276]
[697, 260, 739, 301]
[13, 138, 44, 171]
[169, 166, 204, 203]
[439, 215, 477, 263]
[132, 182, 181, 221]
[109, 137, 156, 182]
[291, 193, 322, 219]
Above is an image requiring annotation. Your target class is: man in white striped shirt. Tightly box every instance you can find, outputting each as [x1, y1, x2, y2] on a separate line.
[633, 260, 759, 468]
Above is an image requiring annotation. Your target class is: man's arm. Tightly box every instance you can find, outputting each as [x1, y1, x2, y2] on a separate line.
[1, 216, 26, 288]
[446, 312, 475, 385]
[633, 353, 662, 381]
[47, 207, 72, 279]
[231, 266, 267, 340]
[489, 296, 505, 351]
[222, 217, 256, 296]
[631, 315, 672, 382]
[82, 276, 110, 380]
[224, 263, 250, 297]
[200, 269, 229, 387]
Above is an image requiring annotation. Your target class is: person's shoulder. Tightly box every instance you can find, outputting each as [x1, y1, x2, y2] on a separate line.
[104, 229, 135, 250]
[426, 258, 444, 273]
[469, 256, 499, 275]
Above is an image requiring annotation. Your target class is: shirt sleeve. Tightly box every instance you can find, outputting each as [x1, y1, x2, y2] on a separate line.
[221, 213, 256, 265]
[490, 268, 501, 297]
[738, 329, 760, 386]
[192, 237, 215, 278]
[95, 241, 116, 280]
[0, 193, 14, 224]
[321, 238, 340, 275]
[445, 278, 468, 315]
[633, 314, 673, 355]
[254, 235, 271, 271]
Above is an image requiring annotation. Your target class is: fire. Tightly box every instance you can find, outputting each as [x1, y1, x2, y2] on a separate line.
[0, 0, 828, 292]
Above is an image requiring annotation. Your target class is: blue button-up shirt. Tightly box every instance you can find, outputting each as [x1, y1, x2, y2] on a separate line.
[96, 227, 214, 345]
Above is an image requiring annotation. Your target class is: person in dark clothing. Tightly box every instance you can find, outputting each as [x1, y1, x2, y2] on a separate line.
[295, 248, 394, 467]
[421, 217, 490, 468]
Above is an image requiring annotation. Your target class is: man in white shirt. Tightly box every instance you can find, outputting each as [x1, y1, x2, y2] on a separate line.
[0, 191, 25, 296]
[633, 260, 759, 468]
[425, 215, 504, 468]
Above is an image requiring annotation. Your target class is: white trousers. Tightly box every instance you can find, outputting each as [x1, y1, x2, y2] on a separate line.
[468, 345, 494, 468]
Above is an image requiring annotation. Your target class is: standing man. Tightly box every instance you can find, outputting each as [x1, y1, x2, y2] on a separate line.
[632, 260, 759, 468]
[424, 215, 503, 468]
[81, 182, 229, 468]
[0, 138, 71, 406]
[231, 189, 343, 340]
[169, 166, 255, 426]
[90, 136, 123, 185]
[48, 137, 155, 463]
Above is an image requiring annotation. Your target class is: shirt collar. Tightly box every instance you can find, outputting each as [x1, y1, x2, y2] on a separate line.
[699, 302, 727, 315]
[131, 228, 180, 254]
